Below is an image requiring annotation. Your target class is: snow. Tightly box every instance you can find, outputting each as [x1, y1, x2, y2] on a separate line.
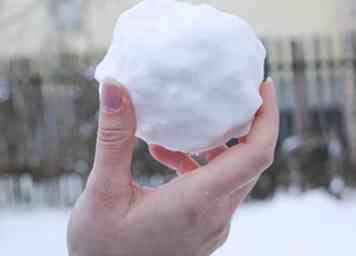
[95, 0, 265, 153]
[1, 191, 355, 256]
[214, 191, 356, 256]
[0, 208, 68, 255]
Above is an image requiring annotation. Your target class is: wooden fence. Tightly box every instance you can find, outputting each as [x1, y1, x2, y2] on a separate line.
[0, 33, 356, 205]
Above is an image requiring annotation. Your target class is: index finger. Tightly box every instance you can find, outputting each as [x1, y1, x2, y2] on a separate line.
[189, 78, 279, 200]
[241, 77, 279, 148]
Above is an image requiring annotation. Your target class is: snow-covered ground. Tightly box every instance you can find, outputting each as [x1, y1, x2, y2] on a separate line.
[1, 190, 355, 256]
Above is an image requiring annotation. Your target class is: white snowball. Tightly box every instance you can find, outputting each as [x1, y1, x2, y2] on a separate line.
[95, 0, 266, 153]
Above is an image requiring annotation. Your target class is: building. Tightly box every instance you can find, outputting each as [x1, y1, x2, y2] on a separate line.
[0, 0, 354, 58]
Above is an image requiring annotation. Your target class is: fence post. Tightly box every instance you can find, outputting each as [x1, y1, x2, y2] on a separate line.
[7, 58, 45, 175]
[291, 40, 309, 136]
[344, 32, 356, 168]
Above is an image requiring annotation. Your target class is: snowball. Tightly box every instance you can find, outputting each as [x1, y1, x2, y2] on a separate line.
[95, 0, 266, 154]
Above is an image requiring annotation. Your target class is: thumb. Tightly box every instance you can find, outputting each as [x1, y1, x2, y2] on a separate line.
[88, 81, 136, 195]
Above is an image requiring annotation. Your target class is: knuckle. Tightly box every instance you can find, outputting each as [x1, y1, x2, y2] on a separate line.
[219, 227, 230, 243]
[182, 201, 202, 227]
[98, 127, 130, 146]
[215, 224, 227, 239]
[86, 182, 131, 210]
[255, 146, 275, 168]
[206, 222, 229, 244]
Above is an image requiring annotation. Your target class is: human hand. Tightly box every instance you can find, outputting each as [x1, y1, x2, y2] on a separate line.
[67, 78, 279, 256]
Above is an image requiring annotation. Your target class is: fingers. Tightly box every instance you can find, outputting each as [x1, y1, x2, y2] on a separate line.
[240, 77, 280, 148]
[229, 176, 258, 213]
[189, 78, 279, 201]
[149, 145, 226, 175]
[149, 144, 226, 175]
[199, 146, 228, 161]
[87, 81, 137, 196]
[149, 145, 200, 174]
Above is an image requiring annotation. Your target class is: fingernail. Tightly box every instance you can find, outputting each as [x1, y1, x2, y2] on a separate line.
[265, 77, 274, 85]
[101, 82, 122, 113]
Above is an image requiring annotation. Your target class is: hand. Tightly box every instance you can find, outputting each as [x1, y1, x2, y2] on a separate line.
[67, 78, 279, 256]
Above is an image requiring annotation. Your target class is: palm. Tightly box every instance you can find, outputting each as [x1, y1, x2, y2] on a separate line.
[67, 80, 279, 256]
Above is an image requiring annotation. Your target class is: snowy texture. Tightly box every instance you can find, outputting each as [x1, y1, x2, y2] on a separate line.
[95, 0, 266, 153]
[1, 191, 356, 256]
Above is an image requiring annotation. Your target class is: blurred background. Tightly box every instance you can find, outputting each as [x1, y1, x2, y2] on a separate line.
[0, 0, 356, 255]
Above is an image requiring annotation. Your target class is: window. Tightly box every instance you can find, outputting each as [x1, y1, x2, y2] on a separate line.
[48, 0, 83, 32]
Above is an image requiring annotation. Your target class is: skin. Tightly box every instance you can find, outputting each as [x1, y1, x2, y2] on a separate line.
[67, 78, 279, 256]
